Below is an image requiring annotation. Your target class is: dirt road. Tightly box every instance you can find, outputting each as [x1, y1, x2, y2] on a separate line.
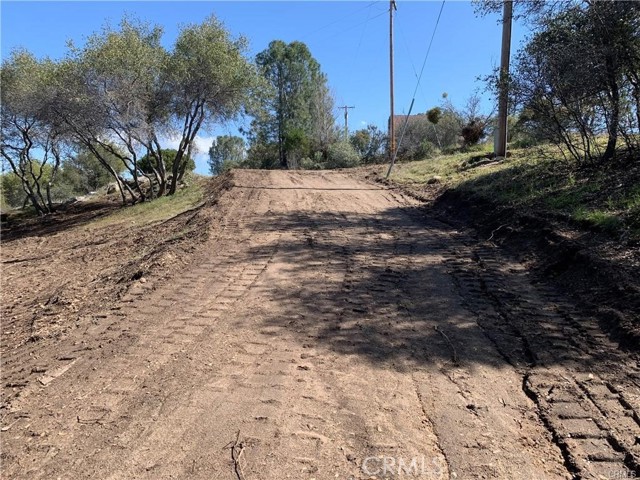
[2, 170, 639, 479]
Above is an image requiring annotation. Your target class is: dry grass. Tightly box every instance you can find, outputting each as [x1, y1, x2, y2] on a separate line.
[385, 144, 640, 241]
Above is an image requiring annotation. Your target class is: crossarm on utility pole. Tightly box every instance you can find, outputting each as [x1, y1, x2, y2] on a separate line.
[338, 105, 355, 141]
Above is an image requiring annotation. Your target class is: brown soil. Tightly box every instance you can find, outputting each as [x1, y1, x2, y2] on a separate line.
[367, 165, 640, 348]
[1, 170, 638, 479]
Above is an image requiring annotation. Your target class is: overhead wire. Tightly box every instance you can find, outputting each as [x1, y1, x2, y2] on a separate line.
[352, 2, 387, 98]
[353, 1, 376, 67]
[412, 0, 446, 102]
[308, 1, 380, 36]
[396, 13, 430, 108]
[387, 0, 446, 178]
[341, 9, 388, 37]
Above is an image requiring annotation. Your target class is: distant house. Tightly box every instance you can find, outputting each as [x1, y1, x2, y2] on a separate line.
[388, 114, 427, 135]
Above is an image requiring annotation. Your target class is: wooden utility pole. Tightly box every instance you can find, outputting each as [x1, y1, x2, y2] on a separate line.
[338, 105, 355, 141]
[389, 0, 397, 161]
[495, 0, 513, 158]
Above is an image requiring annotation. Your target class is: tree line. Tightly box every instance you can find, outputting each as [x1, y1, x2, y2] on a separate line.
[478, 0, 640, 165]
[1, 16, 258, 214]
[1, 9, 498, 214]
[209, 39, 376, 173]
[207, 40, 498, 175]
[1, 13, 501, 214]
[6, 2, 634, 213]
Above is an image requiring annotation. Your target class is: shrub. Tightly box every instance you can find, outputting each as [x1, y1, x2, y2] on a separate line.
[461, 119, 485, 147]
[1, 172, 25, 208]
[300, 151, 325, 170]
[327, 142, 360, 169]
[426, 107, 442, 125]
[416, 141, 439, 159]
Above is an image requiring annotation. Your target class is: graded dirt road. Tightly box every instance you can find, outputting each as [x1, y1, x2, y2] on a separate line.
[2, 170, 639, 479]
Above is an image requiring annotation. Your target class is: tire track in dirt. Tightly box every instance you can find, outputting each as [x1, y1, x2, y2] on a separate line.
[362, 206, 571, 480]
[1, 182, 282, 478]
[3, 170, 637, 479]
[446, 237, 640, 478]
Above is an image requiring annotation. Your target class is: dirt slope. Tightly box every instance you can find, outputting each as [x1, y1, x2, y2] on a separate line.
[1, 170, 639, 479]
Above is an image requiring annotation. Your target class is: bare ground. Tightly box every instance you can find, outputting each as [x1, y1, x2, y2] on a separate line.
[1, 170, 639, 479]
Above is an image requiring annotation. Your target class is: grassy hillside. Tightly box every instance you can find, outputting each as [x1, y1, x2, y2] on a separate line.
[87, 178, 205, 229]
[387, 145, 640, 243]
[2, 175, 206, 232]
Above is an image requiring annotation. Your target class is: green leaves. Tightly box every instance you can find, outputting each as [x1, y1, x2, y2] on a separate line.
[1, 50, 67, 214]
[208, 136, 245, 175]
[251, 40, 335, 168]
[169, 16, 257, 124]
[426, 108, 443, 125]
[509, 1, 640, 163]
[350, 125, 387, 164]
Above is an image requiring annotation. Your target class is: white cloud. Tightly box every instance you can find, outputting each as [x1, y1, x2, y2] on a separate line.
[161, 134, 215, 153]
[159, 134, 215, 176]
[193, 135, 216, 155]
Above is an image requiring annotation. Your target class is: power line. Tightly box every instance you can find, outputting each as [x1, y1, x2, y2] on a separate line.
[343, 9, 388, 36]
[353, 2, 375, 66]
[397, 17, 420, 82]
[411, 0, 446, 104]
[386, 0, 446, 178]
[396, 12, 430, 108]
[308, 1, 381, 36]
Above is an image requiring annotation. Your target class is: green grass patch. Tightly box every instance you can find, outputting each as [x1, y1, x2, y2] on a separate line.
[573, 207, 623, 232]
[388, 145, 639, 241]
[87, 177, 205, 230]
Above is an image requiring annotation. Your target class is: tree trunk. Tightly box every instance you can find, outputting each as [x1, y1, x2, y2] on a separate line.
[130, 167, 146, 202]
[27, 161, 50, 213]
[277, 71, 287, 169]
[21, 181, 45, 215]
[603, 65, 620, 162]
[628, 72, 640, 140]
[27, 194, 45, 215]
[177, 142, 192, 183]
[45, 152, 61, 212]
[46, 183, 54, 212]
[153, 138, 166, 196]
[169, 103, 205, 195]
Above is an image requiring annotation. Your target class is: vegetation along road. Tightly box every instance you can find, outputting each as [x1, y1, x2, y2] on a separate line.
[2, 170, 639, 479]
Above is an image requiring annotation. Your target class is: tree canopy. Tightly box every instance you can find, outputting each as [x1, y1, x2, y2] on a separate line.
[208, 136, 245, 175]
[504, 1, 640, 163]
[350, 125, 387, 164]
[0, 50, 66, 214]
[248, 40, 337, 169]
[1, 15, 259, 211]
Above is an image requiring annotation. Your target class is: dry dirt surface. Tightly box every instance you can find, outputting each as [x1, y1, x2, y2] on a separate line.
[1, 170, 639, 480]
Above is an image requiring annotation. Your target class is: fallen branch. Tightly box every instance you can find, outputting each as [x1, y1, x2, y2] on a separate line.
[1, 418, 22, 432]
[226, 430, 246, 480]
[2, 253, 53, 265]
[487, 224, 509, 242]
[77, 414, 110, 426]
[434, 325, 459, 365]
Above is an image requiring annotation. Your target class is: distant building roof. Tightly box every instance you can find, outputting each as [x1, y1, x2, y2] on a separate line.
[388, 114, 427, 132]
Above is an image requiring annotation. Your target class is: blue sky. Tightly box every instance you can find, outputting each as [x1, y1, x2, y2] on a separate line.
[1, 1, 529, 174]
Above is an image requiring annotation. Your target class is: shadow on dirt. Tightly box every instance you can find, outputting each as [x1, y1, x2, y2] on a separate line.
[2, 201, 120, 243]
[431, 188, 640, 350]
[237, 204, 636, 375]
